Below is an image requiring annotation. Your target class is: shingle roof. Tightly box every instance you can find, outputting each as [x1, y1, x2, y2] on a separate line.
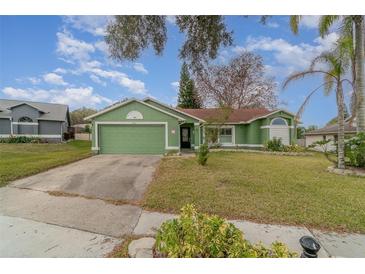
[0, 99, 69, 121]
[305, 121, 356, 135]
[179, 108, 274, 123]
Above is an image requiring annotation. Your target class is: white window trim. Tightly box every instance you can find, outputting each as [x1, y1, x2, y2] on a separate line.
[12, 122, 39, 125]
[205, 125, 235, 145]
[236, 144, 264, 148]
[270, 117, 288, 126]
[219, 125, 235, 145]
[93, 121, 178, 151]
[261, 125, 294, 129]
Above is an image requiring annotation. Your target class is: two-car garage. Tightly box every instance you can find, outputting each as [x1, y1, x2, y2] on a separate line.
[98, 124, 166, 154]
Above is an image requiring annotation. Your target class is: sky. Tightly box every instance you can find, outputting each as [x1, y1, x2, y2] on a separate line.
[0, 15, 350, 127]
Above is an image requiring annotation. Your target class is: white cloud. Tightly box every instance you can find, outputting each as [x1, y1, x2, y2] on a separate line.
[2, 87, 50, 101]
[94, 40, 109, 55]
[55, 30, 148, 95]
[28, 77, 41, 84]
[243, 32, 339, 76]
[51, 87, 112, 107]
[171, 81, 179, 91]
[43, 73, 68, 86]
[90, 74, 106, 86]
[80, 63, 147, 95]
[56, 31, 95, 62]
[300, 16, 321, 29]
[63, 16, 111, 36]
[2, 86, 112, 109]
[133, 63, 148, 74]
[166, 16, 176, 25]
[266, 21, 280, 28]
[53, 68, 67, 74]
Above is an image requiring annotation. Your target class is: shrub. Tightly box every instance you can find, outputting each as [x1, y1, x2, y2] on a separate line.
[155, 204, 296, 258]
[0, 136, 42, 144]
[196, 143, 209, 165]
[266, 138, 284, 151]
[282, 144, 307, 153]
[345, 133, 365, 168]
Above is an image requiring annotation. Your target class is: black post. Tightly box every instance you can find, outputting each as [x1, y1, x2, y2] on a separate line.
[299, 236, 321, 258]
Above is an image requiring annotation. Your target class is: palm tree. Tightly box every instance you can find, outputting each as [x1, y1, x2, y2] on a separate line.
[283, 51, 352, 169]
[290, 15, 365, 133]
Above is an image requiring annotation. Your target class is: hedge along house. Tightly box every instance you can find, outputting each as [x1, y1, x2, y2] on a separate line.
[85, 98, 296, 154]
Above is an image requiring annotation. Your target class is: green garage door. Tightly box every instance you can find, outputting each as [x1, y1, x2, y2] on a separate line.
[99, 124, 165, 154]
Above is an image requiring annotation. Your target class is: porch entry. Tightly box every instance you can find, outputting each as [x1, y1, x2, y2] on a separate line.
[180, 126, 191, 148]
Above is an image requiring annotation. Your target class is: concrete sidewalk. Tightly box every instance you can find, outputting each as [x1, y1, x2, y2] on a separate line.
[0, 215, 122, 257]
[132, 210, 365, 258]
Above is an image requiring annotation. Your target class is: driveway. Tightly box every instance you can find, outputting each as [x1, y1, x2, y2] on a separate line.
[0, 155, 161, 257]
[11, 155, 161, 201]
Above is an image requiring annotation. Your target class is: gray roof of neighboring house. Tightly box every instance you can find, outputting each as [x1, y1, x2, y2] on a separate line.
[305, 120, 357, 136]
[0, 99, 69, 122]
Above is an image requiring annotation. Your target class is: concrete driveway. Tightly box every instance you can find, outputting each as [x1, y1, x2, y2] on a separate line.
[0, 154, 161, 257]
[11, 155, 161, 201]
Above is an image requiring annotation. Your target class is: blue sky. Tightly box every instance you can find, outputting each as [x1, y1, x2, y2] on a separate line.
[0, 16, 349, 127]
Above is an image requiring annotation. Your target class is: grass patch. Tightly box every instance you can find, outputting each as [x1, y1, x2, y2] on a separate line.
[0, 140, 92, 187]
[106, 236, 140, 258]
[143, 151, 365, 233]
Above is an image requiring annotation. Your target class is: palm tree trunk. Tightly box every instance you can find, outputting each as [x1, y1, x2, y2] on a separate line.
[355, 17, 365, 132]
[337, 82, 346, 169]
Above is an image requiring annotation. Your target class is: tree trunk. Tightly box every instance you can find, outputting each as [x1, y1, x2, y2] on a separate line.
[337, 82, 346, 169]
[355, 17, 365, 132]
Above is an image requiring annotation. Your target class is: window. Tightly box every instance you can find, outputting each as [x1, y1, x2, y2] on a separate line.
[220, 128, 232, 136]
[18, 116, 33, 123]
[271, 118, 287, 126]
[219, 127, 233, 144]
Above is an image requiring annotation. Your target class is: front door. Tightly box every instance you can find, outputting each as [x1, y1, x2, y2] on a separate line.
[180, 127, 191, 148]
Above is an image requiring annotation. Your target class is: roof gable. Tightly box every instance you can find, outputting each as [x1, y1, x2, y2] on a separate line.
[85, 99, 186, 121]
[0, 99, 69, 121]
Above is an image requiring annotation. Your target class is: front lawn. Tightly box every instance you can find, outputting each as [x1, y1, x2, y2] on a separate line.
[143, 152, 365, 233]
[0, 140, 92, 187]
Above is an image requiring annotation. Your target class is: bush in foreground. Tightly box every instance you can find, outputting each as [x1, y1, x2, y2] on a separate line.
[155, 204, 296, 258]
[345, 133, 365, 168]
[196, 143, 209, 165]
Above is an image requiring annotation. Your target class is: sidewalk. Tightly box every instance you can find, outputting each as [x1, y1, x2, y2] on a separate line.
[132, 210, 365, 258]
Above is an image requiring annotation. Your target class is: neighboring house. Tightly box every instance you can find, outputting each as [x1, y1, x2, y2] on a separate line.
[0, 99, 70, 142]
[85, 98, 296, 154]
[305, 117, 357, 151]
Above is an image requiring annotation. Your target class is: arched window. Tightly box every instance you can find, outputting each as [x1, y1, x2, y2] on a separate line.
[18, 116, 33, 123]
[126, 110, 143, 120]
[271, 118, 287, 126]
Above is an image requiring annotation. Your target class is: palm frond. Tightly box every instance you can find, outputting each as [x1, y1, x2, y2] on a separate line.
[282, 70, 325, 90]
[296, 82, 332, 120]
[319, 15, 340, 37]
[289, 16, 302, 34]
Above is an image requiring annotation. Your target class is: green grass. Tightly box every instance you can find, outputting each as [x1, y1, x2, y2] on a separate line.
[143, 152, 365, 233]
[0, 140, 92, 187]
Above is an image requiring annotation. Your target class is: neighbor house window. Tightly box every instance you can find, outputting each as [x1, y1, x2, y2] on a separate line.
[18, 116, 33, 123]
[271, 118, 287, 126]
[219, 128, 233, 144]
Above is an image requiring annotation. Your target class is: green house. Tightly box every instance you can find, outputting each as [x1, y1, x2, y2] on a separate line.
[85, 98, 296, 154]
